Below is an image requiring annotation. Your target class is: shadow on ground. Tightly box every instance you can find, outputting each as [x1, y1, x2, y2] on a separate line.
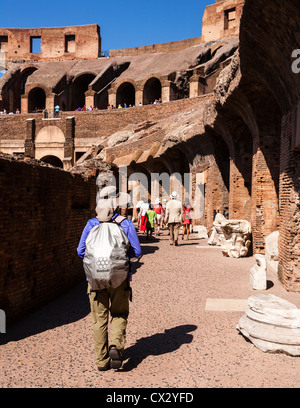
[121, 324, 197, 371]
[0, 280, 90, 345]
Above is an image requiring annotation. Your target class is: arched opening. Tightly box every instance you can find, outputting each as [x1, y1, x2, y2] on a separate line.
[116, 82, 135, 107]
[0, 66, 7, 79]
[40, 155, 63, 168]
[143, 77, 162, 105]
[20, 67, 38, 94]
[0, 67, 7, 110]
[28, 87, 46, 113]
[71, 74, 96, 110]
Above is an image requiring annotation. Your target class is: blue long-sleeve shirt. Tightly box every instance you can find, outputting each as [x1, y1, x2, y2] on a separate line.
[77, 213, 142, 281]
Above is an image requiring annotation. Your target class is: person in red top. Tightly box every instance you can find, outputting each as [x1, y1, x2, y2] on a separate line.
[153, 198, 163, 236]
[182, 201, 192, 240]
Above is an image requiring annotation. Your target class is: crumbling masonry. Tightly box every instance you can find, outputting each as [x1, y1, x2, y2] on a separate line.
[0, 0, 300, 325]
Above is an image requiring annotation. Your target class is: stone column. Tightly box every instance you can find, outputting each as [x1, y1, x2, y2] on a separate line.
[229, 158, 251, 221]
[189, 67, 205, 98]
[63, 116, 75, 169]
[161, 79, 171, 103]
[189, 75, 199, 98]
[108, 89, 116, 107]
[135, 89, 143, 106]
[251, 139, 280, 254]
[135, 81, 143, 106]
[85, 89, 96, 109]
[21, 95, 28, 114]
[46, 93, 55, 113]
[24, 118, 35, 158]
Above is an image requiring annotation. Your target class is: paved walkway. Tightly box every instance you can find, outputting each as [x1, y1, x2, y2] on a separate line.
[1, 228, 300, 388]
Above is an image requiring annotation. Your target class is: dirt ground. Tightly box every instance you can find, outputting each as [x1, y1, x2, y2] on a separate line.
[1, 227, 300, 389]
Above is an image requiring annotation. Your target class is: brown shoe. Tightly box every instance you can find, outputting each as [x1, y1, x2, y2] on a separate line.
[109, 347, 123, 370]
[174, 241, 178, 246]
[98, 364, 110, 372]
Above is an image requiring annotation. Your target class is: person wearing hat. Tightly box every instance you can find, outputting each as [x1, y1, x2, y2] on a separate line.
[164, 192, 183, 246]
[162, 198, 168, 228]
[77, 197, 142, 371]
[153, 198, 163, 236]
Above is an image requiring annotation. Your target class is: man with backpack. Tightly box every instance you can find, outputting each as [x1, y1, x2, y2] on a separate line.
[77, 197, 142, 371]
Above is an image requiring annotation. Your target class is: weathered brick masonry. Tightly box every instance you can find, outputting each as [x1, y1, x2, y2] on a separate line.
[279, 111, 300, 292]
[0, 155, 96, 325]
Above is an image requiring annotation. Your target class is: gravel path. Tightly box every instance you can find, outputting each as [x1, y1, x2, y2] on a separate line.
[1, 228, 300, 388]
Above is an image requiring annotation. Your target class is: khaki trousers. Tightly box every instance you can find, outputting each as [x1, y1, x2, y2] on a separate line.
[88, 279, 130, 369]
[168, 222, 180, 244]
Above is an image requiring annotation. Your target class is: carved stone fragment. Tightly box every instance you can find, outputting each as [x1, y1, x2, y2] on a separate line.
[250, 254, 267, 290]
[237, 294, 300, 356]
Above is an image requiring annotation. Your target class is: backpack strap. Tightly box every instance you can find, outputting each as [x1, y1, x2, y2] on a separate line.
[113, 215, 126, 225]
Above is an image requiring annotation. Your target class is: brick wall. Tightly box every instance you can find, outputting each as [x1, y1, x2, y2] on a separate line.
[0, 95, 212, 144]
[0, 155, 96, 325]
[251, 133, 280, 254]
[0, 25, 100, 61]
[279, 110, 300, 291]
[110, 36, 204, 57]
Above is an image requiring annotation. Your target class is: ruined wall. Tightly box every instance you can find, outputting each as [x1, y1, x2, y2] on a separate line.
[202, 0, 244, 43]
[0, 96, 211, 154]
[279, 109, 300, 292]
[0, 155, 96, 325]
[0, 25, 101, 61]
[238, 0, 300, 291]
[110, 0, 243, 57]
[110, 36, 204, 57]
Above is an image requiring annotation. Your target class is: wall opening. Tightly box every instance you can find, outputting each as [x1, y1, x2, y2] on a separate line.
[116, 82, 135, 107]
[65, 35, 76, 53]
[0, 35, 8, 51]
[20, 67, 38, 94]
[71, 74, 95, 110]
[40, 155, 63, 168]
[143, 77, 162, 105]
[75, 152, 85, 161]
[198, 77, 208, 95]
[224, 8, 236, 30]
[30, 37, 41, 53]
[0, 66, 7, 79]
[28, 87, 46, 113]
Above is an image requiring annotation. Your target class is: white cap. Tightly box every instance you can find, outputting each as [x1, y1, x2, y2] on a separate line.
[95, 198, 115, 222]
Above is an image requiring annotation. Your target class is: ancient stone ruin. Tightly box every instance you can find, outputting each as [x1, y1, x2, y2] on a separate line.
[1, 0, 300, 326]
[208, 216, 251, 258]
[250, 255, 267, 291]
[237, 294, 300, 357]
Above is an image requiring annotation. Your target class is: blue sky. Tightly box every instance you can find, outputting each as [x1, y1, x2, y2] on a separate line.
[0, 0, 212, 52]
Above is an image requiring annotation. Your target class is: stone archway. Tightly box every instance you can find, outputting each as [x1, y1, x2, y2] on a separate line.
[116, 82, 135, 107]
[143, 77, 162, 105]
[35, 125, 65, 164]
[40, 155, 63, 168]
[20, 66, 38, 95]
[28, 87, 46, 113]
[71, 73, 96, 110]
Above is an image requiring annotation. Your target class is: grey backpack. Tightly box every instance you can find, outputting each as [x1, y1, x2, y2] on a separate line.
[83, 216, 130, 290]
